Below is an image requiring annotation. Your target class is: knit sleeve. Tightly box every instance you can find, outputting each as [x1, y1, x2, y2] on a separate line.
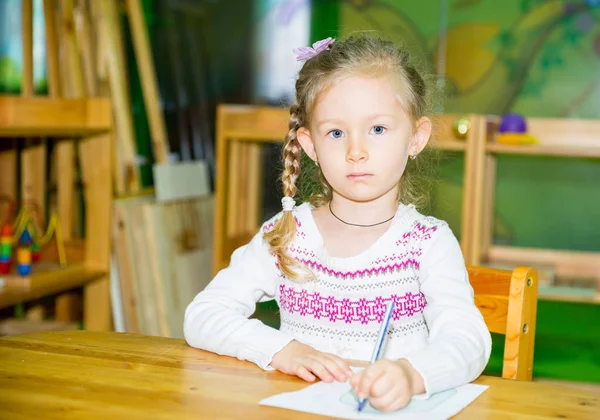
[402, 223, 492, 397]
[183, 223, 294, 370]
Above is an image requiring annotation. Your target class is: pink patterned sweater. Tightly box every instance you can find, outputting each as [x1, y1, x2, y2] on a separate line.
[184, 203, 491, 396]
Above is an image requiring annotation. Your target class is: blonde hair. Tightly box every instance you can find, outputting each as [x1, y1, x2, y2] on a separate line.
[263, 35, 435, 280]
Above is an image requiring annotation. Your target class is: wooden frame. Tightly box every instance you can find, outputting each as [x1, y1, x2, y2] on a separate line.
[212, 104, 487, 275]
[0, 96, 114, 331]
[468, 265, 538, 381]
[470, 116, 600, 304]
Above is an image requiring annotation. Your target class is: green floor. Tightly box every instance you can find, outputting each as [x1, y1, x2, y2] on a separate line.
[253, 299, 600, 384]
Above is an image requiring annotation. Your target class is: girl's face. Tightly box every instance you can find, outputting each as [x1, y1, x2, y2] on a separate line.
[297, 75, 431, 204]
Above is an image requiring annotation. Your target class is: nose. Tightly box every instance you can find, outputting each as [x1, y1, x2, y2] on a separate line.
[346, 136, 368, 163]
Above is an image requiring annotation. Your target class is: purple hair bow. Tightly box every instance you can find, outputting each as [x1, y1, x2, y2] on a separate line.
[293, 37, 335, 62]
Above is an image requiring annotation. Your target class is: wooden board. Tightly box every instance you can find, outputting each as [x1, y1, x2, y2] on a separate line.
[0, 96, 112, 138]
[112, 196, 156, 336]
[142, 196, 214, 338]
[112, 195, 214, 338]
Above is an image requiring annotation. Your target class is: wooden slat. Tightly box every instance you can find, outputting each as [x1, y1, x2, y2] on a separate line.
[474, 295, 509, 334]
[463, 115, 487, 265]
[21, 0, 47, 230]
[467, 265, 512, 296]
[79, 133, 112, 331]
[246, 143, 262, 233]
[504, 266, 538, 381]
[97, 0, 140, 194]
[0, 264, 105, 310]
[21, 0, 34, 97]
[522, 117, 600, 148]
[226, 141, 241, 237]
[460, 115, 485, 262]
[60, 0, 86, 96]
[488, 245, 600, 280]
[0, 96, 112, 137]
[75, 0, 99, 96]
[112, 200, 144, 334]
[124, 0, 170, 164]
[0, 142, 17, 212]
[20, 141, 46, 223]
[489, 116, 600, 157]
[220, 106, 289, 140]
[487, 143, 600, 158]
[44, 0, 62, 97]
[480, 154, 496, 258]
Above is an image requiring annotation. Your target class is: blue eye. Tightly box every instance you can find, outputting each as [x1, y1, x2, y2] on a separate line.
[328, 129, 344, 139]
[370, 126, 386, 135]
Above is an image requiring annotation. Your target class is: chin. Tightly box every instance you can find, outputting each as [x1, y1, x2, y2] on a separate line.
[336, 188, 389, 203]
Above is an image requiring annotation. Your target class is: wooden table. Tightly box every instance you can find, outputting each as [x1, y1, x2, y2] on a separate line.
[0, 331, 597, 419]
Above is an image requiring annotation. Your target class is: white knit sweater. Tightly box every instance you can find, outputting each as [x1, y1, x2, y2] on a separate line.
[184, 203, 492, 396]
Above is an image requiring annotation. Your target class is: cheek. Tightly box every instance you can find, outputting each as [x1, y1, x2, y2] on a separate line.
[372, 142, 408, 170]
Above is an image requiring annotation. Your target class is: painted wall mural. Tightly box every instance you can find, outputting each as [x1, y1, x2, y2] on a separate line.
[339, 0, 600, 251]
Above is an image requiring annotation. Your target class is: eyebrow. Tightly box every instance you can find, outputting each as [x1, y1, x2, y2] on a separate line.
[316, 114, 395, 126]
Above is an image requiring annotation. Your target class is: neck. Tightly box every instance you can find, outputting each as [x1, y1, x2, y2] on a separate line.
[329, 190, 399, 227]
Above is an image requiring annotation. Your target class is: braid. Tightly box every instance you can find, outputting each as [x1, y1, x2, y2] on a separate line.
[282, 106, 302, 198]
[263, 105, 312, 280]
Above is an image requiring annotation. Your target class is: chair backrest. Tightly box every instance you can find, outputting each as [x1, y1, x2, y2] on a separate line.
[467, 265, 538, 381]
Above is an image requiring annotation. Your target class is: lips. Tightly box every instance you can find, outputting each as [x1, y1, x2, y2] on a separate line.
[347, 173, 373, 180]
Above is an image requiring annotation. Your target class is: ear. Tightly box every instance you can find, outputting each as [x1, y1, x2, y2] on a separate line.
[296, 127, 318, 162]
[410, 116, 432, 155]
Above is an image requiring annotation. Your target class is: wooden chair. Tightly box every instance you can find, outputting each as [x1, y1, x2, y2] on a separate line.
[468, 265, 538, 381]
[212, 104, 488, 275]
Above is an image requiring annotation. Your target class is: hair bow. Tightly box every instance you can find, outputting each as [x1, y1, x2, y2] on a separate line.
[293, 37, 335, 62]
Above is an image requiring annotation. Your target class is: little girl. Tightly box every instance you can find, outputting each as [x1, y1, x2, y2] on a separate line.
[184, 35, 491, 412]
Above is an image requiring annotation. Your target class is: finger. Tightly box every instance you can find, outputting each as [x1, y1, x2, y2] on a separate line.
[357, 366, 386, 398]
[321, 354, 352, 382]
[370, 385, 411, 413]
[370, 374, 395, 398]
[327, 354, 354, 376]
[350, 370, 362, 388]
[295, 365, 317, 382]
[303, 357, 334, 383]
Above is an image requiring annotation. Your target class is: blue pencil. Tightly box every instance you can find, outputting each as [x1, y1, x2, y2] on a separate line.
[357, 299, 395, 412]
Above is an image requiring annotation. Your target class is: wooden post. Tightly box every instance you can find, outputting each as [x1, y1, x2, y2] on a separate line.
[79, 133, 113, 331]
[98, 0, 141, 194]
[124, 0, 170, 164]
[21, 0, 47, 225]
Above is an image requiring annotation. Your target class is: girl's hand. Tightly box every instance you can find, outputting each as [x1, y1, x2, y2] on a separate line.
[270, 340, 354, 383]
[350, 359, 424, 412]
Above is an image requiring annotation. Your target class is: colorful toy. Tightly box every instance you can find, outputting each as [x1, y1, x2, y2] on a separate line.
[0, 198, 67, 277]
[17, 229, 33, 276]
[453, 116, 471, 140]
[0, 223, 12, 274]
[496, 113, 538, 145]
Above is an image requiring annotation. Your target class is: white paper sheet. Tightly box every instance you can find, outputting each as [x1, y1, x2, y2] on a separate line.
[259, 369, 488, 420]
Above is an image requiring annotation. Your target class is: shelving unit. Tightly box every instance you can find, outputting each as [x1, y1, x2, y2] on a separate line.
[211, 105, 485, 275]
[0, 95, 113, 330]
[469, 116, 600, 305]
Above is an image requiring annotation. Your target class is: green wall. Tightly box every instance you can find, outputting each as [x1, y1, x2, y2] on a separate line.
[303, 0, 600, 384]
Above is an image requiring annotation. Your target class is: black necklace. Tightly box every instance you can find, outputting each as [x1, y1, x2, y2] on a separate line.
[328, 202, 395, 228]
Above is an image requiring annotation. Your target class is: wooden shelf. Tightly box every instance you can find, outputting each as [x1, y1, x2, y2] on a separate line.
[485, 245, 600, 305]
[434, 138, 467, 152]
[0, 264, 106, 310]
[538, 286, 600, 305]
[0, 95, 112, 138]
[487, 143, 600, 158]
